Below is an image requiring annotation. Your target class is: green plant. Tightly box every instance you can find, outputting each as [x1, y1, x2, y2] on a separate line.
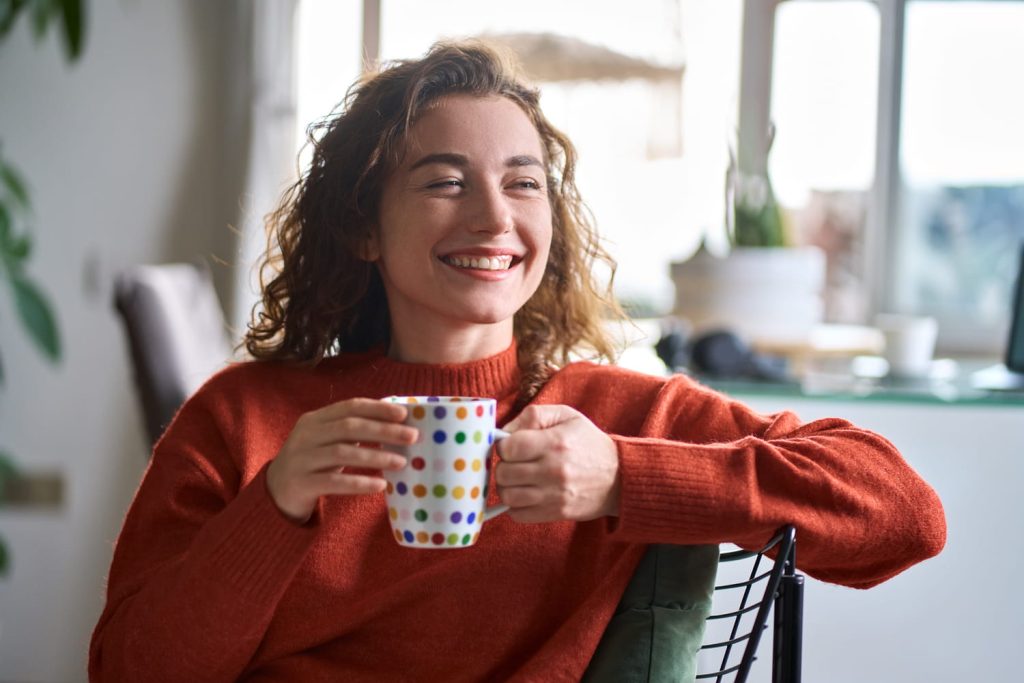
[1, 151, 61, 370]
[726, 122, 786, 248]
[0, 0, 85, 577]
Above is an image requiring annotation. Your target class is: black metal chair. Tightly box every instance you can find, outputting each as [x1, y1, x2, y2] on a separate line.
[696, 525, 804, 683]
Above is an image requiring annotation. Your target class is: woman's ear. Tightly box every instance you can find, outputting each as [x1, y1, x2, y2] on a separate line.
[357, 229, 380, 262]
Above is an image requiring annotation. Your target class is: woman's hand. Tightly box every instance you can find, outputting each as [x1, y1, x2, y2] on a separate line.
[494, 404, 621, 523]
[267, 398, 417, 524]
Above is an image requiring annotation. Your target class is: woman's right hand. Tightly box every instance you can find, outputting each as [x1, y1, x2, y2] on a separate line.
[266, 398, 417, 524]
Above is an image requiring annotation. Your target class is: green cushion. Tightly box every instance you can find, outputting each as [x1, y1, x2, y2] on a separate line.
[582, 544, 719, 683]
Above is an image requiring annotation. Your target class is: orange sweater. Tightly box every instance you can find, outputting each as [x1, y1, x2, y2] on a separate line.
[89, 344, 945, 682]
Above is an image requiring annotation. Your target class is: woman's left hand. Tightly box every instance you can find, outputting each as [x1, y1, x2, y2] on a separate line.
[495, 405, 621, 523]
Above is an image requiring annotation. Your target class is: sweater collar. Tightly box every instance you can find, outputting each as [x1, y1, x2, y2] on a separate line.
[324, 342, 520, 400]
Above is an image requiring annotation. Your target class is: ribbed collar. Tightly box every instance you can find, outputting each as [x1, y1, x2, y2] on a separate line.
[321, 342, 521, 400]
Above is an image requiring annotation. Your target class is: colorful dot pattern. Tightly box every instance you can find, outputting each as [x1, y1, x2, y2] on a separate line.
[382, 396, 499, 549]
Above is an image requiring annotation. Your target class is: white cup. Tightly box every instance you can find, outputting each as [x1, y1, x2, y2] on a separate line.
[874, 314, 939, 378]
[381, 396, 509, 549]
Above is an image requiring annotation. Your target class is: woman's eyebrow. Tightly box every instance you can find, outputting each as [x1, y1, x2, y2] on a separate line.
[409, 152, 468, 171]
[507, 154, 543, 169]
[408, 153, 544, 171]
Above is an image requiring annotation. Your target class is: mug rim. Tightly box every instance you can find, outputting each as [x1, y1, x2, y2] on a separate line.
[383, 395, 495, 404]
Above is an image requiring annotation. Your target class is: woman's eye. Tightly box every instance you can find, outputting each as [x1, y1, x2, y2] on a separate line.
[426, 179, 463, 190]
[511, 179, 543, 191]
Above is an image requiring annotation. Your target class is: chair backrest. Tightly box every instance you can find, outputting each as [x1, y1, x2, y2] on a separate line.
[113, 263, 233, 447]
[696, 525, 804, 683]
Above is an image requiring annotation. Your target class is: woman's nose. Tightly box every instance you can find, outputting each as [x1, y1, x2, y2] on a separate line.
[469, 186, 513, 235]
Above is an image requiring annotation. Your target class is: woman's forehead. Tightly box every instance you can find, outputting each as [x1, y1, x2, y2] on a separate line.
[398, 94, 547, 165]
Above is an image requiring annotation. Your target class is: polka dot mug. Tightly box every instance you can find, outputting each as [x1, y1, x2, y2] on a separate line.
[381, 396, 509, 549]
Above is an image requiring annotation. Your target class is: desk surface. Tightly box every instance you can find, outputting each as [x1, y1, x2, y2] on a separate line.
[692, 359, 1024, 407]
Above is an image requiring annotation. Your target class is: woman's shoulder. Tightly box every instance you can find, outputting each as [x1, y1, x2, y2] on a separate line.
[552, 359, 672, 388]
[198, 357, 302, 392]
[546, 360, 702, 403]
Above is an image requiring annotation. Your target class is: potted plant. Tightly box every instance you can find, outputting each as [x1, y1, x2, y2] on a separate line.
[669, 123, 825, 350]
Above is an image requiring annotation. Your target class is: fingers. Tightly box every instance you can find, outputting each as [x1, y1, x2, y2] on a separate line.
[268, 397, 416, 523]
[493, 405, 621, 523]
[305, 443, 407, 474]
[313, 416, 418, 449]
[494, 460, 545, 487]
[502, 404, 580, 433]
[499, 486, 545, 510]
[314, 397, 409, 425]
[495, 429, 548, 463]
[498, 405, 583, 463]
[497, 486, 569, 524]
[315, 470, 389, 496]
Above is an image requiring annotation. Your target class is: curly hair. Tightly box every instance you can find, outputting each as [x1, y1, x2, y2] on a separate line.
[245, 40, 624, 404]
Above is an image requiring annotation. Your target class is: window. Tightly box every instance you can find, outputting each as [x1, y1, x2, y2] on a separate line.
[894, 1, 1024, 352]
[769, 1, 879, 323]
[295, 0, 363, 174]
[756, 0, 1024, 354]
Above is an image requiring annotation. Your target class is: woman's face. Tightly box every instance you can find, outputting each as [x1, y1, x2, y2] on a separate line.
[369, 94, 553, 358]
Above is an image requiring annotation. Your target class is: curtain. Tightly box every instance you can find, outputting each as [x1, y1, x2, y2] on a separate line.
[232, 0, 300, 337]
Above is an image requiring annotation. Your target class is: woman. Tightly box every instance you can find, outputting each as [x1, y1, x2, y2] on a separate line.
[90, 41, 945, 682]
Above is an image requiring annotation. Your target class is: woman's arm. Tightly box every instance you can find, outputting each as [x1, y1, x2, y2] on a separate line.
[89, 389, 414, 682]
[496, 370, 945, 589]
[88, 397, 318, 682]
[611, 376, 946, 588]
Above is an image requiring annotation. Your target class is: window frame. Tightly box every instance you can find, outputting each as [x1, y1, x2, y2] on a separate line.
[741, 0, 1022, 354]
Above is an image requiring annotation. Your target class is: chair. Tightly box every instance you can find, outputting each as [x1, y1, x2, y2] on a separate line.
[113, 262, 233, 447]
[696, 525, 804, 683]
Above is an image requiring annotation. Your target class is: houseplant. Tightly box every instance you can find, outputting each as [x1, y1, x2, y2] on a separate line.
[0, 0, 84, 576]
[669, 124, 825, 349]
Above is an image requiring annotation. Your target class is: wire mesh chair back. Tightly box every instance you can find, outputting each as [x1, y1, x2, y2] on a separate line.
[696, 525, 804, 683]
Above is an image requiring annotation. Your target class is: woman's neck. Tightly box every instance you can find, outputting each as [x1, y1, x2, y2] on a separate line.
[387, 320, 514, 365]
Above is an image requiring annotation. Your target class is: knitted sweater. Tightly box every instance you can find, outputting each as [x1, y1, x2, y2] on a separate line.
[89, 344, 945, 682]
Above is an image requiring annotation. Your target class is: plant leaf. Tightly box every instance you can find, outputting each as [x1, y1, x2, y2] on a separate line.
[0, 201, 10, 244]
[0, 450, 17, 486]
[0, 536, 9, 576]
[58, 0, 82, 60]
[0, 0, 29, 36]
[5, 233, 30, 262]
[10, 273, 60, 361]
[0, 203, 32, 271]
[30, 0, 53, 40]
[0, 343, 5, 385]
[0, 160, 31, 209]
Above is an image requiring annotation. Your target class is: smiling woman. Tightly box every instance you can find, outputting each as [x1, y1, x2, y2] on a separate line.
[89, 40, 945, 683]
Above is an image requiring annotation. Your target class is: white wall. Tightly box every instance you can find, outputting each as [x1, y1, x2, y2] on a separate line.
[736, 396, 1024, 683]
[0, 2, 249, 680]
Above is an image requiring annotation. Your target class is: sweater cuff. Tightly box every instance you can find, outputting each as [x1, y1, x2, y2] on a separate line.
[190, 463, 318, 603]
[607, 435, 740, 544]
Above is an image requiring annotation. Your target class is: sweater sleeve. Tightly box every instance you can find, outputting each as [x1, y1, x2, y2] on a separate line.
[607, 375, 946, 589]
[88, 390, 318, 682]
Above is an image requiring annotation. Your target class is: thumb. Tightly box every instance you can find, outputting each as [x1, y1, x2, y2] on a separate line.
[503, 404, 581, 433]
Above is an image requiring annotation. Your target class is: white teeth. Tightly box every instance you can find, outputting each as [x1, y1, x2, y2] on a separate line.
[443, 255, 514, 271]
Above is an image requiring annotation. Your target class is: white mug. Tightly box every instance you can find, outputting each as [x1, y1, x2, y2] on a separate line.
[381, 396, 508, 549]
[875, 313, 938, 378]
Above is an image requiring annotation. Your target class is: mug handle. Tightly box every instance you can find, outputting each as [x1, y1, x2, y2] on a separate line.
[483, 429, 511, 521]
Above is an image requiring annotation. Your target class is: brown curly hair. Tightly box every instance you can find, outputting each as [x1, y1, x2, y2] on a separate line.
[245, 40, 624, 404]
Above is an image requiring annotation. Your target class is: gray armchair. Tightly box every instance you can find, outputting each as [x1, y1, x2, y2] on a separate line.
[112, 262, 232, 447]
